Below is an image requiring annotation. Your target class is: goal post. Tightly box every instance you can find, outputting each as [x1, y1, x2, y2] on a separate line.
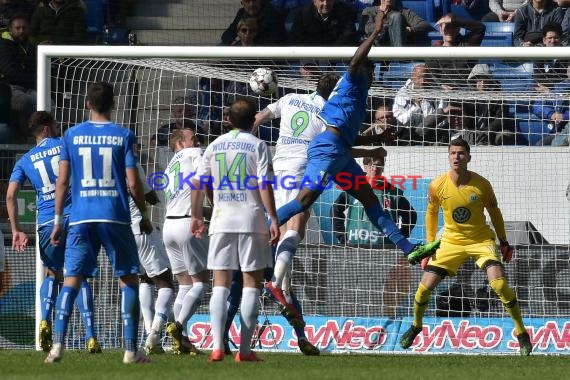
[25, 45, 570, 354]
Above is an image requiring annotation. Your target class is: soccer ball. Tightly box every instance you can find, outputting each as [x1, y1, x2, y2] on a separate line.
[249, 67, 278, 96]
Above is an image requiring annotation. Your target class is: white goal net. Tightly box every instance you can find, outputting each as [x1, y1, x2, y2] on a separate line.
[2, 46, 568, 354]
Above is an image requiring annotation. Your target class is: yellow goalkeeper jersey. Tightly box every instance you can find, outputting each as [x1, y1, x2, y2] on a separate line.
[427, 171, 497, 245]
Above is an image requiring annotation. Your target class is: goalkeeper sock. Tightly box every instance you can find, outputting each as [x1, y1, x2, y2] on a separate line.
[413, 283, 431, 328]
[139, 282, 155, 334]
[40, 276, 58, 322]
[224, 271, 243, 342]
[364, 203, 413, 254]
[276, 199, 304, 227]
[210, 286, 230, 351]
[121, 284, 140, 352]
[53, 286, 79, 344]
[239, 287, 260, 355]
[76, 280, 95, 339]
[490, 277, 526, 335]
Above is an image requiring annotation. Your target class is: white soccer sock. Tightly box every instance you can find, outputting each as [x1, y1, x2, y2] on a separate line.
[173, 285, 192, 322]
[151, 287, 173, 333]
[177, 282, 207, 327]
[273, 230, 300, 289]
[239, 287, 260, 356]
[139, 283, 155, 334]
[209, 286, 230, 351]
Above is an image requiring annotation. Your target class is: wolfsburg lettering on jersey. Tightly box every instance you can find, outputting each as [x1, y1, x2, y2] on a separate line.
[73, 135, 125, 146]
[288, 98, 322, 114]
[80, 189, 119, 197]
[211, 141, 256, 152]
[29, 146, 62, 162]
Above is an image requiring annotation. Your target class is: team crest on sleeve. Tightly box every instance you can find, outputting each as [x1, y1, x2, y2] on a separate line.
[452, 207, 471, 223]
[469, 193, 479, 203]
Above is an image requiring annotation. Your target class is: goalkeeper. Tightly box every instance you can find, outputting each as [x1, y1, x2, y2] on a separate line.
[399, 137, 533, 356]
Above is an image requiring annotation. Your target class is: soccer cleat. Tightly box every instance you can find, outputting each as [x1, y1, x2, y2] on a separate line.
[44, 343, 63, 363]
[208, 349, 224, 362]
[144, 331, 165, 355]
[407, 240, 441, 265]
[517, 331, 533, 356]
[399, 325, 423, 349]
[235, 351, 263, 362]
[166, 322, 185, 354]
[264, 282, 302, 321]
[39, 320, 53, 352]
[123, 350, 151, 364]
[298, 339, 320, 356]
[180, 335, 201, 355]
[87, 337, 102, 353]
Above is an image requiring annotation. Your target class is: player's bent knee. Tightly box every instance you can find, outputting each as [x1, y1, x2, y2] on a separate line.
[482, 260, 503, 271]
[424, 265, 448, 280]
[153, 269, 174, 289]
[139, 273, 153, 285]
[489, 277, 517, 306]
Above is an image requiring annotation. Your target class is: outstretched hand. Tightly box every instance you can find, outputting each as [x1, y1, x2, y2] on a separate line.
[12, 231, 29, 252]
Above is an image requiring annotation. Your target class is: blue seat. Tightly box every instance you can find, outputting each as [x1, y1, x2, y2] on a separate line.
[401, 0, 436, 23]
[484, 22, 515, 34]
[382, 61, 422, 89]
[480, 33, 513, 47]
[517, 118, 553, 146]
[84, 0, 106, 34]
[488, 62, 534, 92]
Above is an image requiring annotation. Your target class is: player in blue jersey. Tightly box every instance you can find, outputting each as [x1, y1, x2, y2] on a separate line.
[6, 111, 100, 353]
[274, 11, 439, 264]
[44, 82, 151, 364]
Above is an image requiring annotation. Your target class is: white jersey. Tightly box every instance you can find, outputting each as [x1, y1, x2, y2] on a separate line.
[269, 92, 326, 173]
[165, 147, 203, 218]
[195, 130, 273, 234]
[129, 163, 152, 235]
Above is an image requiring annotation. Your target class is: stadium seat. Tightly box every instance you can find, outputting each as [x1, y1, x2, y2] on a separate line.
[84, 0, 107, 35]
[401, 0, 436, 23]
[488, 61, 534, 92]
[382, 61, 423, 89]
[517, 118, 553, 146]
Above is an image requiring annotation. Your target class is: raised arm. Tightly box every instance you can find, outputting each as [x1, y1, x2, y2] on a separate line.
[348, 8, 385, 77]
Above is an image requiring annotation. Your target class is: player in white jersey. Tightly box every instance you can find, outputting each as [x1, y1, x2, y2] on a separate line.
[254, 73, 338, 314]
[162, 128, 209, 355]
[129, 162, 174, 355]
[191, 98, 279, 363]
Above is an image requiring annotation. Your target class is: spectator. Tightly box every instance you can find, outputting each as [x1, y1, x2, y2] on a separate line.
[514, 0, 563, 46]
[362, 103, 399, 144]
[29, 0, 87, 45]
[450, 0, 498, 22]
[531, 66, 570, 146]
[534, 23, 570, 92]
[232, 15, 259, 46]
[0, 13, 36, 136]
[0, 0, 35, 30]
[426, 13, 486, 90]
[467, 64, 517, 145]
[332, 154, 415, 318]
[359, 0, 432, 47]
[221, 0, 287, 46]
[290, 0, 358, 46]
[393, 63, 439, 144]
[489, 0, 528, 22]
[563, 4, 570, 45]
[151, 96, 199, 147]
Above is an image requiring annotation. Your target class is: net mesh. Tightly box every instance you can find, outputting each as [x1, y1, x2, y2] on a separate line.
[1, 50, 569, 353]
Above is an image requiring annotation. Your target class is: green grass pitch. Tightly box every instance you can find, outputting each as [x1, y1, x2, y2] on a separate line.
[1, 350, 570, 380]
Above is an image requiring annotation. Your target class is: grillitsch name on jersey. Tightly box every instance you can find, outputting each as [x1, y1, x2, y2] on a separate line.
[212, 141, 256, 152]
[29, 145, 61, 163]
[72, 135, 125, 146]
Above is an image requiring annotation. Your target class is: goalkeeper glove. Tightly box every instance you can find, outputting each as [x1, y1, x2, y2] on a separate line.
[500, 241, 513, 263]
[421, 257, 429, 270]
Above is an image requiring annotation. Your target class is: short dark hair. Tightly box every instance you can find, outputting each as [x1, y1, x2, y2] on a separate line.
[228, 97, 256, 131]
[316, 73, 339, 99]
[542, 22, 562, 38]
[449, 136, 470, 154]
[8, 13, 30, 26]
[86, 82, 115, 114]
[28, 111, 55, 136]
[363, 156, 385, 166]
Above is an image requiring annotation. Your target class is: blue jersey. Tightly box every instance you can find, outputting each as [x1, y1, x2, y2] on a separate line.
[60, 121, 137, 225]
[318, 71, 369, 147]
[9, 138, 72, 226]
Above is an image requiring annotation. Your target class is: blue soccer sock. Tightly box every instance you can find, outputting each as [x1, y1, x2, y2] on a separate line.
[53, 286, 79, 344]
[289, 292, 306, 340]
[224, 271, 243, 342]
[76, 280, 95, 340]
[40, 276, 58, 323]
[121, 284, 140, 352]
[275, 199, 304, 227]
[364, 203, 415, 254]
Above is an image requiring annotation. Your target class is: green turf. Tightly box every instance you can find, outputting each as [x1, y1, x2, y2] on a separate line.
[1, 350, 570, 380]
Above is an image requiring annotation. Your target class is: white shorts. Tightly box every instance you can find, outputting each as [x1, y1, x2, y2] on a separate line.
[163, 217, 208, 276]
[134, 228, 170, 278]
[208, 233, 272, 272]
[274, 169, 304, 208]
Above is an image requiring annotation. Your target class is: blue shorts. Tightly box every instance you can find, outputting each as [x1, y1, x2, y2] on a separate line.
[38, 216, 69, 271]
[64, 222, 140, 278]
[303, 130, 365, 191]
